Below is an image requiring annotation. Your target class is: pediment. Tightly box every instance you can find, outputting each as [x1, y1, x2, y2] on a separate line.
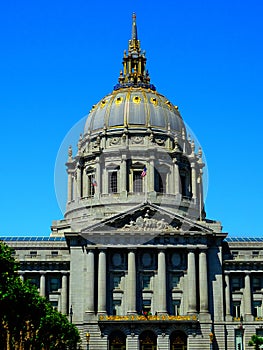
[81, 202, 212, 235]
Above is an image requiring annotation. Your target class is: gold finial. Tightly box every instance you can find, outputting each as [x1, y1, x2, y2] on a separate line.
[114, 14, 156, 91]
[132, 13, 138, 40]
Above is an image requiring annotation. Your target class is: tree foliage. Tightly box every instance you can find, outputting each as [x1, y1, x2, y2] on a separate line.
[0, 241, 81, 350]
[248, 335, 263, 350]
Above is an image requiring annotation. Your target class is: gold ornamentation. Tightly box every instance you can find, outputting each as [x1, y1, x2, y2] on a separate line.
[133, 96, 141, 104]
[100, 100, 107, 108]
[165, 100, 172, 108]
[150, 97, 158, 106]
[115, 97, 123, 105]
[99, 314, 198, 321]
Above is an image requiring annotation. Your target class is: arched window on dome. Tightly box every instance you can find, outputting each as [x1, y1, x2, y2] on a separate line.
[108, 169, 119, 194]
[154, 167, 168, 194]
[133, 171, 143, 192]
[106, 164, 120, 194]
[179, 167, 192, 199]
[129, 163, 145, 194]
[85, 168, 96, 197]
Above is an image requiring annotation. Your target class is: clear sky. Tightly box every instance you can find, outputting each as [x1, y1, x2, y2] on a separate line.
[0, 0, 263, 237]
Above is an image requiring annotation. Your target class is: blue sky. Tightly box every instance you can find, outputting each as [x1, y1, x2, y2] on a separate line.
[0, 0, 263, 237]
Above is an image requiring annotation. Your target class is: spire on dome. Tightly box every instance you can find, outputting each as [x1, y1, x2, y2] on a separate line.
[131, 13, 138, 40]
[114, 13, 156, 91]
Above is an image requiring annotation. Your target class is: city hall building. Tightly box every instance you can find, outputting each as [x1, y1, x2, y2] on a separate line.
[2, 14, 263, 350]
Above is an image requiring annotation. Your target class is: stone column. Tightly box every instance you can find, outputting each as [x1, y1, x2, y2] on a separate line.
[77, 166, 82, 198]
[244, 273, 253, 321]
[198, 170, 204, 219]
[148, 156, 155, 192]
[86, 250, 95, 313]
[73, 174, 77, 200]
[127, 250, 136, 314]
[40, 273, 46, 297]
[191, 163, 197, 199]
[199, 250, 209, 314]
[173, 160, 180, 196]
[95, 157, 101, 197]
[120, 155, 127, 193]
[98, 250, 107, 313]
[83, 169, 88, 197]
[225, 273, 231, 320]
[67, 172, 73, 202]
[61, 274, 68, 314]
[187, 250, 197, 313]
[158, 250, 167, 313]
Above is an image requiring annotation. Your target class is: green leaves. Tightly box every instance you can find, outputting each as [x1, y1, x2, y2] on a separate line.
[0, 241, 80, 349]
[248, 335, 263, 350]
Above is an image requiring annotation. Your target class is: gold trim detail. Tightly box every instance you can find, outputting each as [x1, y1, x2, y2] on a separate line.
[100, 100, 107, 108]
[115, 97, 123, 105]
[99, 314, 198, 321]
[133, 96, 141, 104]
[150, 97, 158, 106]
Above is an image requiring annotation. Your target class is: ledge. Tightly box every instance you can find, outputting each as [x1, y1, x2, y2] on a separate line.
[98, 314, 198, 322]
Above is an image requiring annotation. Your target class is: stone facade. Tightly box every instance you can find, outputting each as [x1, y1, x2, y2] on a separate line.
[2, 13, 263, 350]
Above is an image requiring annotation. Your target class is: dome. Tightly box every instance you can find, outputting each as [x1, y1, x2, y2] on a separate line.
[84, 88, 185, 135]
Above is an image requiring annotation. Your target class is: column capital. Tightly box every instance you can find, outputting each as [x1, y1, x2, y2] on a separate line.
[85, 247, 96, 253]
[128, 248, 137, 252]
[187, 247, 197, 253]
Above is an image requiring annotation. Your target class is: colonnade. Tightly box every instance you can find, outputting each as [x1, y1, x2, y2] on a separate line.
[67, 155, 203, 204]
[224, 272, 253, 321]
[85, 248, 209, 315]
[20, 271, 68, 314]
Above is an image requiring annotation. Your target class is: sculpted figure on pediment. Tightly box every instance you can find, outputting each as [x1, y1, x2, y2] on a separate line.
[119, 211, 175, 232]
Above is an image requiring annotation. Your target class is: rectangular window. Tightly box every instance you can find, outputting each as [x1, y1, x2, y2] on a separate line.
[87, 174, 95, 197]
[50, 300, 58, 310]
[232, 277, 242, 291]
[256, 329, 263, 337]
[27, 276, 40, 288]
[30, 251, 37, 257]
[172, 300, 181, 316]
[113, 275, 122, 289]
[49, 277, 60, 292]
[235, 329, 243, 350]
[155, 171, 165, 193]
[233, 301, 241, 318]
[112, 300, 121, 316]
[253, 301, 262, 317]
[109, 171, 118, 193]
[252, 277, 261, 291]
[133, 171, 143, 192]
[171, 275, 180, 289]
[232, 251, 238, 258]
[142, 299, 151, 315]
[142, 274, 152, 290]
[51, 251, 58, 256]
